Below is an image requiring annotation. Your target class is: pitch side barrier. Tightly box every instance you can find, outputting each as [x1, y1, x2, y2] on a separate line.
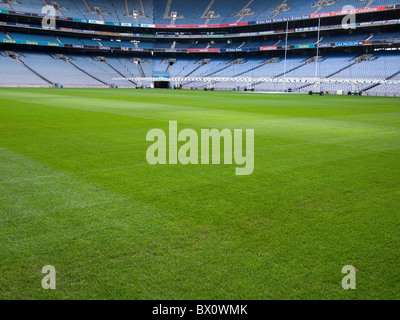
[112, 77, 400, 85]
[0, 4, 398, 30]
[112, 77, 400, 96]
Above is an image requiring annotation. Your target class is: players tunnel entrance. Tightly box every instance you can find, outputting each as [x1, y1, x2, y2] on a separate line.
[154, 81, 170, 89]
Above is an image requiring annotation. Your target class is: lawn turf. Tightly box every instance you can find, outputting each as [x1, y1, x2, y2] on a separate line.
[0, 88, 399, 299]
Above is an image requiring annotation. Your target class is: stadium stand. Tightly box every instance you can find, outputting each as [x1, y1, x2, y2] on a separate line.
[106, 56, 143, 78]
[0, 0, 399, 95]
[8, 32, 60, 43]
[168, 58, 202, 77]
[6, 0, 44, 15]
[372, 31, 400, 40]
[0, 32, 9, 40]
[58, 36, 85, 45]
[0, 53, 48, 86]
[18, 52, 104, 86]
[0, 48, 399, 92]
[137, 41, 154, 49]
[319, 33, 371, 44]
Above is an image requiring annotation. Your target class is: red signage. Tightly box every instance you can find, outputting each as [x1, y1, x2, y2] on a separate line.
[260, 46, 277, 51]
[187, 49, 220, 53]
[310, 5, 386, 18]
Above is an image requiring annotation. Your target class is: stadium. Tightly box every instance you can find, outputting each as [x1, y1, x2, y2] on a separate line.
[0, 0, 399, 301]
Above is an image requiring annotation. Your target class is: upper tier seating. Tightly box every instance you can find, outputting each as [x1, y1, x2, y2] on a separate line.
[2, 0, 398, 25]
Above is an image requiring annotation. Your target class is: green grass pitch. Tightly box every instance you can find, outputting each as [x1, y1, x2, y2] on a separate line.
[0, 88, 399, 300]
